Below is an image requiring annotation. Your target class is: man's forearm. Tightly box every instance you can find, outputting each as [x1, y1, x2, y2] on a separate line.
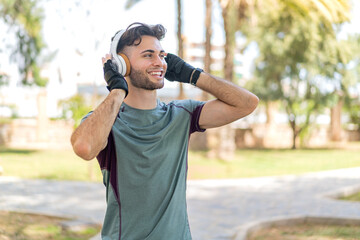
[194, 72, 259, 129]
[196, 72, 258, 110]
[71, 89, 125, 160]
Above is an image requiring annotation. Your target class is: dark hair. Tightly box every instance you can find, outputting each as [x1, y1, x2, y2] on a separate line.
[112, 22, 167, 53]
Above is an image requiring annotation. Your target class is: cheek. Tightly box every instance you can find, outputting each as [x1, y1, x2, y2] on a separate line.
[128, 55, 146, 70]
[130, 61, 147, 72]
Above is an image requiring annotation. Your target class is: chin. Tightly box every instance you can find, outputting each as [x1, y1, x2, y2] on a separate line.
[154, 79, 164, 89]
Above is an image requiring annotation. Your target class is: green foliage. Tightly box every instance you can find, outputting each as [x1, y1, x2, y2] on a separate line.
[59, 94, 92, 128]
[125, 0, 143, 9]
[243, 0, 354, 148]
[0, 73, 9, 86]
[341, 35, 360, 131]
[344, 95, 360, 131]
[0, 0, 48, 86]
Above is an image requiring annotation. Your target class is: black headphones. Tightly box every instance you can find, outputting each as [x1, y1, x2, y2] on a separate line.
[110, 30, 131, 77]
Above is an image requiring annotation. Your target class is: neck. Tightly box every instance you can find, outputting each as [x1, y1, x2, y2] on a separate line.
[124, 87, 158, 109]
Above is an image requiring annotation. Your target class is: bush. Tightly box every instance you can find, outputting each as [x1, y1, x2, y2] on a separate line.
[59, 94, 92, 128]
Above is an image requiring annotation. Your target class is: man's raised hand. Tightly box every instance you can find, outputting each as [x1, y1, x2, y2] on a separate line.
[165, 53, 196, 84]
[103, 55, 129, 97]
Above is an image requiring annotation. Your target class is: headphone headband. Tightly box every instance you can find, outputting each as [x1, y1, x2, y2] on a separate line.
[110, 24, 144, 76]
[110, 29, 128, 76]
[110, 23, 144, 56]
[110, 29, 125, 56]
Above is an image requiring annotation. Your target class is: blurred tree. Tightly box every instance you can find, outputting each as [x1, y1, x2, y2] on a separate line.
[0, 0, 48, 86]
[243, 0, 352, 149]
[164, 0, 353, 158]
[204, 0, 213, 74]
[220, 0, 238, 82]
[202, 0, 213, 101]
[59, 94, 92, 129]
[207, 0, 239, 160]
[326, 34, 360, 141]
[342, 35, 360, 134]
[219, 0, 350, 86]
[344, 95, 360, 134]
[0, 73, 9, 87]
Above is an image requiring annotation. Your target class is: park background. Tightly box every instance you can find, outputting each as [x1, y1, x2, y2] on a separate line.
[1, 1, 360, 240]
[1, 0, 360, 157]
[0, 0, 359, 177]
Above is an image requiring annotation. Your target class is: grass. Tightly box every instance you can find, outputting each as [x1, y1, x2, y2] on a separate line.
[0, 211, 101, 240]
[248, 223, 360, 240]
[0, 146, 359, 181]
[187, 147, 360, 179]
[0, 148, 102, 181]
[339, 191, 360, 202]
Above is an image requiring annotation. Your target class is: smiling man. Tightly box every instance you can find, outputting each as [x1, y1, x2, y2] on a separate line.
[71, 22, 259, 240]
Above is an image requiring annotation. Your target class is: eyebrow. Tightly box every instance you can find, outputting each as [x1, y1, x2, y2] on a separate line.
[140, 49, 165, 54]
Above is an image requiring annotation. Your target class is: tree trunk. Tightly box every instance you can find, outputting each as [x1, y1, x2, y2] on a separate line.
[207, 124, 236, 161]
[177, 0, 186, 99]
[265, 101, 278, 125]
[290, 118, 297, 149]
[36, 89, 48, 143]
[202, 0, 213, 101]
[221, 0, 236, 82]
[204, 0, 212, 73]
[208, 0, 237, 161]
[330, 99, 343, 141]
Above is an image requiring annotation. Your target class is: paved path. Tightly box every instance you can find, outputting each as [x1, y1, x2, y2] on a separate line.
[1, 167, 360, 240]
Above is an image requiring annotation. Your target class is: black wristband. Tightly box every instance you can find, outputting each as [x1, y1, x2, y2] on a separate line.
[190, 68, 203, 86]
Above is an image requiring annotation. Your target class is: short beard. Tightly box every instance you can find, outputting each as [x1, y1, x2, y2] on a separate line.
[128, 69, 164, 90]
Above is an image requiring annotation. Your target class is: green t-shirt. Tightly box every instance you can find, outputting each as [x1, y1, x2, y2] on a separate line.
[95, 99, 205, 240]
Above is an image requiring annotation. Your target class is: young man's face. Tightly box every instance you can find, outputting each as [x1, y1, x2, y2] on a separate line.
[125, 35, 167, 90]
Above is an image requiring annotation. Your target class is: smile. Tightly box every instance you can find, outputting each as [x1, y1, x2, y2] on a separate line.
[148, 71, 164, 78]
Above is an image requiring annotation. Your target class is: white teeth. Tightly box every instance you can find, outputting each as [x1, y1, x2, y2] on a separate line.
[150, 72, 161, 76]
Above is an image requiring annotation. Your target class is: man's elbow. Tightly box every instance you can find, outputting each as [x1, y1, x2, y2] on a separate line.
[71, 135, 95, 161]
[244, 93, 259, 115]
[231, 95, 259, 122]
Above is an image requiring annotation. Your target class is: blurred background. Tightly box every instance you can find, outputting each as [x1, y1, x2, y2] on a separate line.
[1, 1, 360, 239]
[0, 0, 359, 180]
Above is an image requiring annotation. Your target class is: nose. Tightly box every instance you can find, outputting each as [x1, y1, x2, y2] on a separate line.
[153, 55, 164, 67]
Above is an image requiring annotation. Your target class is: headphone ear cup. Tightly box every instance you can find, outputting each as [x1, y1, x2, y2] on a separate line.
[118, 53, 131, 77]
[111, 53, 130, 77]
[110, 29, 130, 76]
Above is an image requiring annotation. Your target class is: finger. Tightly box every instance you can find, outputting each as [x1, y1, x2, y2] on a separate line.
[102, 57, 106, 65]
[102, 54, 112, 65]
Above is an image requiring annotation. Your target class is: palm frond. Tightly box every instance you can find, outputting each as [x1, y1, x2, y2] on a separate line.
[125, 0, 143, 9]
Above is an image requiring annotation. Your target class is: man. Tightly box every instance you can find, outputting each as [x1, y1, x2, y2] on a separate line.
[71, 22, 258, 240]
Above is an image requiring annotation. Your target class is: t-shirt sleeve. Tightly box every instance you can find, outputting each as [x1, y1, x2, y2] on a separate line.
[178, 99, 206, 134]
[190, 103, 206, 134]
